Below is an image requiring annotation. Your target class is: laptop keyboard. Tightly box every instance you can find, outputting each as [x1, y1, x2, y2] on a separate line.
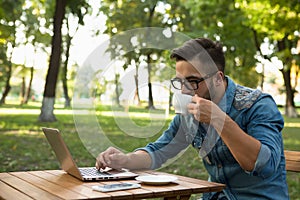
[79, 167, 112, 177]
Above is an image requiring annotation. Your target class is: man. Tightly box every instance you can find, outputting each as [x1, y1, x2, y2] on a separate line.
[96, 38, 289, 199]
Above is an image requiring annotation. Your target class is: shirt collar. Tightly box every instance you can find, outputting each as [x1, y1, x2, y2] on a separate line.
[218, 76, 236, 114]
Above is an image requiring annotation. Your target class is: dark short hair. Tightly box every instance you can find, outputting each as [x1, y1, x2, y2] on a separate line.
[170, 38, 225, 73]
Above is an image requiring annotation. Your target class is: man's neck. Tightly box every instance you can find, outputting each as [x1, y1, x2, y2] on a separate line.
[213, 77, 228, 104]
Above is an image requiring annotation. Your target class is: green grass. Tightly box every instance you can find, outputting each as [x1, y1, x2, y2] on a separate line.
[0, 102, 299, 199]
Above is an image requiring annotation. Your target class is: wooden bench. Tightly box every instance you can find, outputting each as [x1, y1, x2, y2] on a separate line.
[284, 150, 300, 172]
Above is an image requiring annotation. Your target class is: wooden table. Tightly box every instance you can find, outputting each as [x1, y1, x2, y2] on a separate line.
[284, 150, 300, 172]
[0, 170, 225, 200]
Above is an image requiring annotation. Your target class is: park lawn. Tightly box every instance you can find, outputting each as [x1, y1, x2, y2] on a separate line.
[0, 103, 299, 199]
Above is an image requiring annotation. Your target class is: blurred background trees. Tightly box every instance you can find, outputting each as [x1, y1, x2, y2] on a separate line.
[0, 0, 299, 120]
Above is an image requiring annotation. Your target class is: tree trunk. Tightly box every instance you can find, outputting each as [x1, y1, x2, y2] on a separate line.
[114, 73, 121, 106]
[20, 76, 26, 105]
[281, 69, 298, 117]
[24, 67, 34, 104]
[134, 67, 141, 105]
[277, 39, 298, 118]
[62, 32, 71, 108]
[0, 70, 11, 105]
[62, 78, 71, 107]
[0, 28, 15, 105]
[147, 54, 155, 109]
[39, 0, 66, 122]
[0, 82, 11, 105]
[145, 3, 156, 110]
[39, 97, 57, 121]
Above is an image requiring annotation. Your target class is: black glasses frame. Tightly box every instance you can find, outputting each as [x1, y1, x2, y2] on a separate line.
[171, 71, 218, 91]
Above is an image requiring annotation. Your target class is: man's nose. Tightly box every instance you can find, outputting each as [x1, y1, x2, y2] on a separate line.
[181, 85, 194, 95]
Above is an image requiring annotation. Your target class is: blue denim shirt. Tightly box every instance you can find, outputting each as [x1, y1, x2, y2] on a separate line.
[137, 77, 289, 200]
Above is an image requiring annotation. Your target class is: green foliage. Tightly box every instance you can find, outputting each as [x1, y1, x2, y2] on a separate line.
[0, 0, 23, 45]
[21, 1, 52, 46]
[98, 1, 194, 108]
[233, 0, 300, 116]
[184, 0, 259, 87]
[224, 53, 260, 88]
[0, 0, 23, 22]
[66, 0, 90, 25]
[236, 0, 300, 41]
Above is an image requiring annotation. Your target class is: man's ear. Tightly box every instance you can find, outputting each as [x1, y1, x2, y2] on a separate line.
[215, 71, 224, 86]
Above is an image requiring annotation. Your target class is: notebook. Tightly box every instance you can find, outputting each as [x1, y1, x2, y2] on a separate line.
[42, 127, 139, 181]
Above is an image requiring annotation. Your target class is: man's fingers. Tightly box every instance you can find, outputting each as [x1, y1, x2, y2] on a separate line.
[191, 94, 199, 103]
[95, 147, 125, 170]
[95, 152, 109, 170]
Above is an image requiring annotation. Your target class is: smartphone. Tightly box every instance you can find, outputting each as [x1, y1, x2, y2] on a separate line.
[92, 183, 141, 192]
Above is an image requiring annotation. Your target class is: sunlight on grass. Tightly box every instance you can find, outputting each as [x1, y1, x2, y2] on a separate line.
[1, 108, 74, 115]
[284, 138, 300, 147]
[284, 122, 300, 128]
[3, 130, 43, 136]
[97, 111, 174, 120]
[1, 107, 175, 120]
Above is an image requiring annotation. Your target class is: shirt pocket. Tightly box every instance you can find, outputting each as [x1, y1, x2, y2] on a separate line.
[217, 141, 237, 164]
[228, 168, 264, 188]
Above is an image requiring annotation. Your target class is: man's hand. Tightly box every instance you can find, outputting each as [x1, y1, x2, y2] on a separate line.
[95, 147, 128, 170]
[188, 94, 224, 124]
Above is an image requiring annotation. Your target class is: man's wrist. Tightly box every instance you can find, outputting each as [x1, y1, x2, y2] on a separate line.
[126, 151, 151, 170]
[211, 111, 230, 134]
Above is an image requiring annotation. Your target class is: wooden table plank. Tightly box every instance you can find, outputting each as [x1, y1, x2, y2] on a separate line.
[10, 171, 88, 199]
[0, 179, 33, 200]
[46, 170, 154, 200]
[151, 171, 224, 192]
[284, 150, 300, 172]
[285, 150, 300, 161]
[134, 171, 181, 198]
[0, 173, 62, 200]
[134, 170, 214, 198]
[28, 170, 112, 199]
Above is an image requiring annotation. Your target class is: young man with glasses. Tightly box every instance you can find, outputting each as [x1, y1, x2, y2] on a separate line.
[96, 38, 289, 199]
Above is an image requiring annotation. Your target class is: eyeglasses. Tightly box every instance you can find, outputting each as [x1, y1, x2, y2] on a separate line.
[170, 71, 218, 91]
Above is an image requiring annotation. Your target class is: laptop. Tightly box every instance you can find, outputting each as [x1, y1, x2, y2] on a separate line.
[42, 127, 139, 181]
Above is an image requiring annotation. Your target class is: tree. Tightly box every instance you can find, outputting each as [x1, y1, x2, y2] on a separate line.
[185, 0, 259, 88]
[60, 13, 79, 108]
[0, 0, 52, 106]
[99, 0, 191, 109]
[39, 0, 90, 121]
[39, 0, 67, 122]
[21, 0, 51, 104]
[185, 0, 300, 117]
[0, 46, 9, 93]
[235, 0, 300, 117]
[19, 66, 31, 105]
[0, 0, 23, 105]
[60, 1, 90, 108]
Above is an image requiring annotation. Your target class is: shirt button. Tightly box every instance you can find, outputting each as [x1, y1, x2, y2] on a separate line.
[217, 164, 222, 168]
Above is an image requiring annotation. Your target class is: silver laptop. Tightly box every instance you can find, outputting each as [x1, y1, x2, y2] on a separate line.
[42, 127, 138, 181]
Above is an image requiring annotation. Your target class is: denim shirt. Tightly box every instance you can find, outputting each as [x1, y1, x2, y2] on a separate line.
[137, 77, 289, 200]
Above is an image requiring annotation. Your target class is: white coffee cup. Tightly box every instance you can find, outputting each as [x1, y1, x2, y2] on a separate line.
[172, 93, 193, 115]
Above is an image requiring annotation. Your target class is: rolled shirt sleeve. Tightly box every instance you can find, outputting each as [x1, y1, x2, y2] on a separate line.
[135, 115, 190, 169]
[244, 95, 284, 178]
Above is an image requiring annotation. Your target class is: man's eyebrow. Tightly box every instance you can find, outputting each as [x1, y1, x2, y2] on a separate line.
[185, 75, 201, 79]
